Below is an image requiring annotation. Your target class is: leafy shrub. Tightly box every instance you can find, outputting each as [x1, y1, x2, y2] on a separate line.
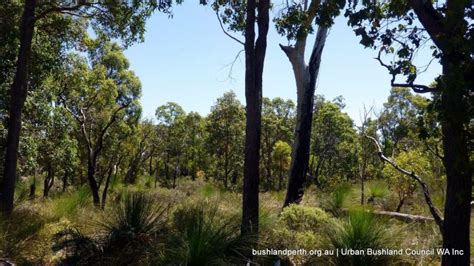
[271, 204, 332, 264]
[162, 201, 254, 265]
[325, 209, 399, 265]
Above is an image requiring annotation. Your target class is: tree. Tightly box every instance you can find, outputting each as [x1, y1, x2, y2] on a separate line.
[309, 96, 359, 189]
[155, 102, 186, 188]
[57, 41, 141, 207]
[346, 1, 473, 263]
[206, 92, 245, 189]
[383, 149, 431, 212]
[275, 0, 344, 207]
[260, 97, 295, 191]
[210, 0, 271, 236]
[272, 141, 292, 191]
[0, 0, 173, 214]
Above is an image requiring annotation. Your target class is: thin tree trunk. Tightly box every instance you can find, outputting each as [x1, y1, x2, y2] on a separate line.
[101, 163, 114, 209]
[283, 26, 329, 207]
[241, 0, 269, 237]
[0, 0, 37, 214]
[395, 197, 405, 212]
[62, 170, 68, 192]
[87, 154, 101, 207]
[43, 162, 54, 198]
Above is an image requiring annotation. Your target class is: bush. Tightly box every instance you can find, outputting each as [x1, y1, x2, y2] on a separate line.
[271, 204, 332, 264]
[162, 201, 255, 265]
[327, 184, 352, 214]
[52, 186, 90, 218]
[325, 209, 399, 265]
[53, 192, 169, 264]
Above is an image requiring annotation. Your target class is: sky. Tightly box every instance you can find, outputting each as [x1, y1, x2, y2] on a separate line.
[123, 2, 441, 125]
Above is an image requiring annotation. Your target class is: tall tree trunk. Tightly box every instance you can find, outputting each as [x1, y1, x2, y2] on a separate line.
[0, 0, 37, 214]
[283, 26, 329, 207]
[241, 0, 270, 237]
[440, 60, 472, 266]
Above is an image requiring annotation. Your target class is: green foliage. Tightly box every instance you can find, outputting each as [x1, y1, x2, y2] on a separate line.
[206, 91, 245, 188]
[310, 96, 359, 187]
[53, 186, 91, 218]
[328, 183, 352, 213]
[368, 183, 388, 200]
[325, 209, 399, 265]
[53, 192, 169, 264]
[383, 149, 431, 211]
[0, 205, 50, 263]
[163, 201, 254, 265]
[271, 204, 331, 264]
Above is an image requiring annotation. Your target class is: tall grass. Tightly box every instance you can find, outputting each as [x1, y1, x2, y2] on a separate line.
[52, 186, 90, 218]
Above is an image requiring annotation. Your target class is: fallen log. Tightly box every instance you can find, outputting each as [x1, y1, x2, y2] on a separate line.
[340, 208, 436, 223]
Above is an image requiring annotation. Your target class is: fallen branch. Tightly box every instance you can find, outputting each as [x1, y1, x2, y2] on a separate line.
[365, 135, 444, 234]
[340, 208, 435, 223]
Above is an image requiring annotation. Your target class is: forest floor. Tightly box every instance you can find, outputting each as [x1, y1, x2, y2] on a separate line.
[1, 177, 471, 265]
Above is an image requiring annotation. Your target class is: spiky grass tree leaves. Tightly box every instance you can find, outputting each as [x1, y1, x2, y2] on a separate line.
[164, 201, 258, 265]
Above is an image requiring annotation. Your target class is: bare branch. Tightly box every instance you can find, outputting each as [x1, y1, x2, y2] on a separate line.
[215, 11, 244, 46]
[365, 135, 444, 234]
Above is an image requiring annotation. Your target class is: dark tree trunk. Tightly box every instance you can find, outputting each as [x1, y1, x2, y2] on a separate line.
[29, 169, 37, 199]
[62, 171, 68, 192]
[241, 0, 269, 237]
[43, 162, 54, 198]
[0, 0, 37, 214]
[101, 164, 114, 209]
[283, 27, 328, 207]
[395, 197, 405, 212]
[87, 154, 101, 207]
[440, 61, 472, 266]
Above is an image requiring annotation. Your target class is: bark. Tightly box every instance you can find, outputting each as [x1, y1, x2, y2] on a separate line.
[0, 0, 37, 214]
[62, 171, 68, 192]
[283, 26, 329, 207]
[101, 163, 115, 209]
[440, 61, 471, 266]
[395, 197, 405, 213]
[407, 1, 472, 264]
[87, 152, 101, 207]
[43, 162, 54, 198]
[241, 0, 270, 236]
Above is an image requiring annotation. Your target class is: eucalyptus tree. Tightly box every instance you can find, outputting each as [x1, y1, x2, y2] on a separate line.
[155, 102, 186, 188]
[182, 112, 207, 180]
[1, 0, 175, 214]
[210, 0, 271, 236]
[309, 96, 358, 188]
[274, 0, 345, 207]
[56, 41, 142, 207]
[261, 97, 295, 190]
[206, 91, 245, 189]
[346, 1, 473, 262]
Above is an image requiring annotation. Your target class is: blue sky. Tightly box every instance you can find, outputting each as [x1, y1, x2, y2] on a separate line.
[123, 2, 441, 125]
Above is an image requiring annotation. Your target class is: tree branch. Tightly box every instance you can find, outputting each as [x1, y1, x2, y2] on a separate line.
[365, 135, 444, 234]
[215, 11, 244, 46]
[376, 48, 437, 94]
